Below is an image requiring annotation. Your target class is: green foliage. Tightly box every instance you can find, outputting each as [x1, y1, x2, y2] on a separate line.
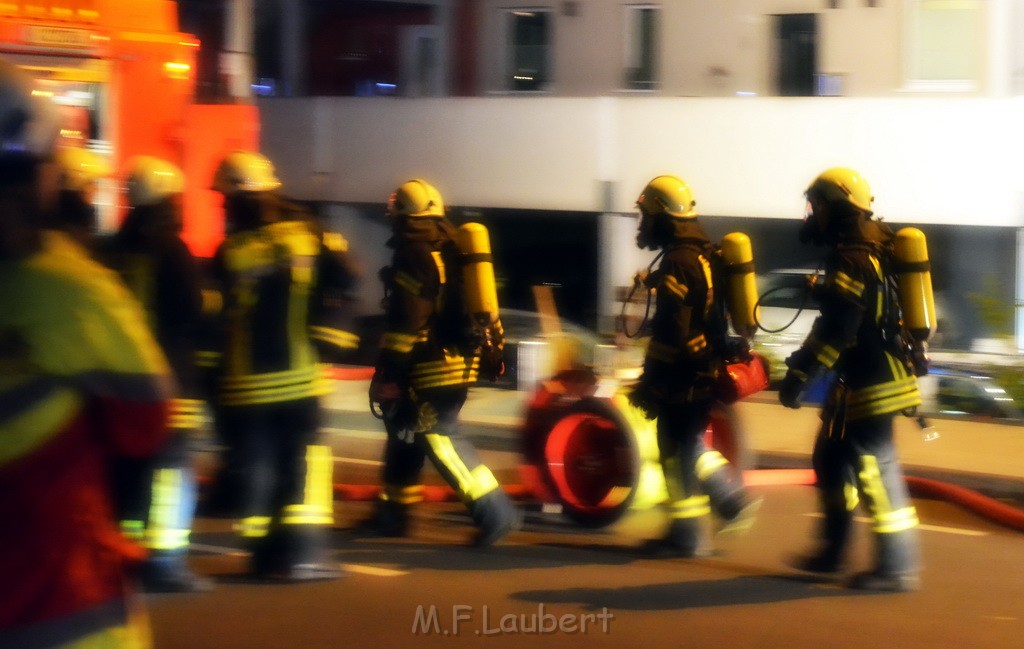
[966, 274, 1014, 337]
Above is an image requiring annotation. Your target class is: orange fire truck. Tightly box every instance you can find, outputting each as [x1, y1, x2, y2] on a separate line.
[0, 0, 258, 256]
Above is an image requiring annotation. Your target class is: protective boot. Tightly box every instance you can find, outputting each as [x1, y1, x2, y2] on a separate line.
[251, 527, 341, 582]
[850, 527, 920, 592]
[641, 517, 710, 558]
[470, 488, 522, 547]
[789, 506, 852, 574]
[138, 553, 213, 593]
[355, 498, 411, 537]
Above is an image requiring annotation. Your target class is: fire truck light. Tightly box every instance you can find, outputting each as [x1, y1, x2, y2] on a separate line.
[164, 62, 191, 79]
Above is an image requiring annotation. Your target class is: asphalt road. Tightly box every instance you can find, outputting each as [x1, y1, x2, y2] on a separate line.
[152, 422, 1024, 649]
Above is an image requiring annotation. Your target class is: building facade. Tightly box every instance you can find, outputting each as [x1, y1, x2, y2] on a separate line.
[250, 0, 1024, 351]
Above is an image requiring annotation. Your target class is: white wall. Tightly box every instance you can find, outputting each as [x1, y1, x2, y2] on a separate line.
[260, 95, 1024, 227]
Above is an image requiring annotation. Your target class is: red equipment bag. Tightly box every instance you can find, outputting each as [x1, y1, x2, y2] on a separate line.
[714, 352, 770, 404]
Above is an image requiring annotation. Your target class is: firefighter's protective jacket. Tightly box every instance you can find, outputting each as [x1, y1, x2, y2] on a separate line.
[640, 228, 728, 403]
[378, 218, 479, 393]
[0, 231, 172, 636]
[210, 199, 360, 407]
[104, 215, 205, 430]
[785, 233, 921, 421]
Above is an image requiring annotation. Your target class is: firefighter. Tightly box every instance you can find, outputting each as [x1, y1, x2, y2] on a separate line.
[627, 175, 760, 557]
[779, 167, 922, 592]
[0, 60, 171, 647]
[208, 150, 360, 581]
[104, 156, 211, 592]
[363, 179, 521, 546]
[53, 145, 111, 249]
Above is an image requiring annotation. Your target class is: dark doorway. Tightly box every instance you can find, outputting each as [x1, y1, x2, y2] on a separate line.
[775, 14, 817, 96]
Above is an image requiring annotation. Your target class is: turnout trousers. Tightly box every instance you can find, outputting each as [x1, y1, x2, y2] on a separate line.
[216, 397, 335, 571]
[656, 399, 751, 555]
[379, 388, 516, 531]
[811, 409, 920, 576]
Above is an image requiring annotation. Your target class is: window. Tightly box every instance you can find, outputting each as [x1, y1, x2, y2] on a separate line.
[905, 0, 982, 89]
[507, 9, 551, 91]
[624, 5, 659, 90]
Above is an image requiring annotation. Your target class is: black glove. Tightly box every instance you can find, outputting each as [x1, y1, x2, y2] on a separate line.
[778, 371, 805, 410]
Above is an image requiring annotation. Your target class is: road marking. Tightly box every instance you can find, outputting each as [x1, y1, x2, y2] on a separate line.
[341, 564, 407, 577]
[323, 426, 385, 440]
[334, 456, 384, 466]
[190, 543, 407, 577]
[804, 513, 988, 537]
[190, 542, 248, 557]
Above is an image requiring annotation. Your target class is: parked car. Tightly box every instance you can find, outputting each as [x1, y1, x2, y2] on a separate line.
[794, 363, 1020, 420]
[751, 268, 821, 382]
[919, 365, 1022, 419]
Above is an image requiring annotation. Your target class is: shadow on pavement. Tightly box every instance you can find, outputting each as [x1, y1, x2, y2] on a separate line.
[511, 573, 869, 611]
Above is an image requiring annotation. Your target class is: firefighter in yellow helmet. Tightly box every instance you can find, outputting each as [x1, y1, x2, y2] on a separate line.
[103, 156, 211, 592]
[779, 167, 922, 592]
[53, 146, 111, 249]
[628, 175, 760, 557]
[208, 150, 361, 580]
[363, 179, 521, 545]
[0, 59, 172, 647]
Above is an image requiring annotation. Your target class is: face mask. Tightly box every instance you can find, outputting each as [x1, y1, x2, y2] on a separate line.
[799, 198, 828, 246]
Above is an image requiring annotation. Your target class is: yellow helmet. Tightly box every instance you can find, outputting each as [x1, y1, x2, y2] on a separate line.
[806, 167, 873, 214]
[125, 155, 185, 208]
[0, 60, 59, 159]
[387, 179, 445, 218]
[55, 147, 112, 193]
[636, 175, 697, 218]
[211, 150, 281, 194]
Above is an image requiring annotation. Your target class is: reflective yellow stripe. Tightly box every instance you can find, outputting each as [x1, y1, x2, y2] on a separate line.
[411, 357, 481, 389]
[686, 334, 707, 354]
[121, 519, 145, 541]
[844, 482, 860, 511]
[699, 254, 715, 316]
[217, 377, 332, 406]
[281, 445, 335, 526]
[323, 232, 348, 252]
[383, 484, 425, 505]
[394, 271, 422, 296]
[661, 275, 688, 300]
[875, 506, 919, 534]
[168, 398, 205, 430]
[309, 326, 360, 350]
[431, 251, 446, 284]
[695, 450, 729, 481]
[669, 495, 711, 519]
[846, 376, 921, 419]
[145, 469, 189, 550]
[833, 271, 865, 298]
[808, 336, 841, 367]
[381, 332, 420, 354]
[236, 516, 272, 538]
[468, 465, 500, 501]
[195, 350, 221, 368]
[288, 269, 314, 370]
[423, 434, 498, 501]
[219, 365, 322, 389]
[858, 454, 919, 534]
[0, 387, 82, 464]
[145, 529, 190, 550]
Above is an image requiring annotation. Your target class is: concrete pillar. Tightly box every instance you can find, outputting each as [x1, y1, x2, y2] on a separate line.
[280, 0, 306, 97]
[222, 0, 255, 100]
